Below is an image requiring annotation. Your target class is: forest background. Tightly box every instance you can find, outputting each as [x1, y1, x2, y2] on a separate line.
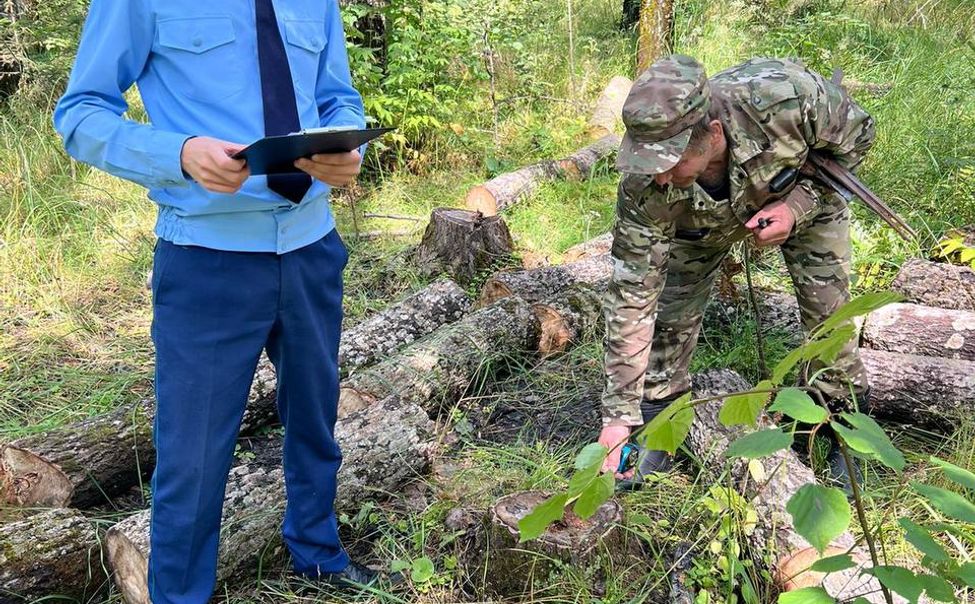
[1, 0, 974, 602]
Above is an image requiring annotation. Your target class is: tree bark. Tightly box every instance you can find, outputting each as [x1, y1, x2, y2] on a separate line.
[472, 491, 625, 598]
[563, 232, 613, 262]
[685, 369, 886, 601]
[340, 297, 541, 416]
[861, 348, 975, 429]
[861, 302, 975, 361]
[890, 258, 975, 312]
[588, 77, 632, 139]
[465, 135, 620, 216]
[340, 278, 472, 374]
[477, 254, 613, 307]
[636, 0, 674, 73]
[532, 285, 604, 357]
[412, 208, 513, 286]
[106, 394, 435, 604]
[0, 507, 107, 602]
[704, 289, 804, 347]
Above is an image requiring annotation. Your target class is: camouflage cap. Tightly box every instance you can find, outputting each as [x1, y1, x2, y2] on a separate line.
[617, 55, 711, 175]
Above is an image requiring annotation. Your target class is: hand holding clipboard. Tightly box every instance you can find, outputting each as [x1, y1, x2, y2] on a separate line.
[232, 126, 394, 175]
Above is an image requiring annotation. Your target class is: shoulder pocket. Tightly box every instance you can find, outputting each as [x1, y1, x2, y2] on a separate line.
[158, 17, 237, 53]
[749, 80, 799, 111]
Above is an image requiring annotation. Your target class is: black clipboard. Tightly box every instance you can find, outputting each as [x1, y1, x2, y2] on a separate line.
[233, 126, 394, 175]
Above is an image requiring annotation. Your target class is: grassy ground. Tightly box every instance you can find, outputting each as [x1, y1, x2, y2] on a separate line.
[2, 0, 975, 602]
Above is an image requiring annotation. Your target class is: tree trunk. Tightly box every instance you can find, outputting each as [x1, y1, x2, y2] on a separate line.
[473, 490, 624, 598]
[106, 395, 435, 604]
[477, 254, 613, 307]
[0, 507, 106, 602]
[890, 258, 975, 312]
[704, 289, 804, 347]
[685, 369, 886, 601]
[466, 135, 620, 216]
[412, 208, 513, 286]
[861, 302, 975, 361]
[588, 77, 633, 139]
[340, 278, 472, 374]
[532, 285, 604, 357]
[563, 232, 613, 262]
[861, 348, 975, 429]
[339, 297, 541, 416]
[636, 0, 674, 73]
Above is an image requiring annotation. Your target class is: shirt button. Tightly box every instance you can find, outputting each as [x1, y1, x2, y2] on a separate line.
[192, 37, 203, 47]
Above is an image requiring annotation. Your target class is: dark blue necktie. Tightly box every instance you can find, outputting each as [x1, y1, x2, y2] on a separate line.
[256, 0, 311, 203]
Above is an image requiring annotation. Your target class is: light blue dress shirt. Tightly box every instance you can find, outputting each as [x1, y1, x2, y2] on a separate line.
[53, 0, 366, 254]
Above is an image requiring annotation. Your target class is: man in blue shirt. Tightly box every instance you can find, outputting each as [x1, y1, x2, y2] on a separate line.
[54, 0, 375, 601]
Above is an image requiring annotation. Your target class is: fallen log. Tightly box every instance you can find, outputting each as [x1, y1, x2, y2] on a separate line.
[588, 76, 632, 138]
[0, 507, 106, 602]
[531, 284, 604, 356]
[106, 394, 435, 604]
[477, 254, 613, 307]
[861, 302, 975, 361]
[465, 134, 620, 216]
[861, 348, 975, 429]
[562, 231, 612, 262]
[704, 289, 804, 346]
[340, 278, 472, 374]
[891, 258, 975, 312]
[340, 297, 541, 415]
[685, 369, 886, 601]
[412, 208, 513, 286]
[472, 491, 625, 598]
[668, 542, 695, 604]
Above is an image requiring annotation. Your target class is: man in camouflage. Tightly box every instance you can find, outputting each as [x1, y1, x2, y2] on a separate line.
[598, 55, 875, 489]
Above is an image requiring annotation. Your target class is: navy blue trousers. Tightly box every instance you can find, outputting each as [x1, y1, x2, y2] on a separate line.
[147, 231, 349, 604]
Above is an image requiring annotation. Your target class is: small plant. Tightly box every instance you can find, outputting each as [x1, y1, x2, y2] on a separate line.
[518, 291, 975, 603]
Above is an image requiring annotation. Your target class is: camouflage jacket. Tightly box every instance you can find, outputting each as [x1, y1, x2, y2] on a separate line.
[602, 57, 876, 426]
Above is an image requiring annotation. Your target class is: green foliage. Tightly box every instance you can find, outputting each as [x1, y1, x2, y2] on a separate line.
[833, 412, 906, 473]
[635, 392, 694, 454]
[810, 553, 856, 573]
[785, 484, 851, 554]
[725, 428, 792, 460]
[768, 388, 828, 423]
[778, 587, 836, 604]
[719, 380, 773, 427]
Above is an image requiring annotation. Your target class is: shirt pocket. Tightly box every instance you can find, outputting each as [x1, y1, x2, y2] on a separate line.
[155, 16, 245, 103]
[284, 20, 327, 102]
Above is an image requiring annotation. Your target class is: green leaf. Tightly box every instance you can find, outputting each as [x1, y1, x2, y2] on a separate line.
[899, 518, 950, 562]
[810, 553, 856, 573]
[410, 557, 436, 583]
[778, 587, 837, 604]
[961, 248, 975, 263]
[931, 457, 975, 491]
[917, 574, 956, 603]
[574, 443, 607, 470]
[815, 291, 903, 336]
[768, 388, 828, 423]
[786, 484, 851, 553]
[914, 483, 975, 523]
[573, 473, 614, 519]
[866, 566, 923, 603]
[771, 326, 856, 384]
[955, 563, 975, 588]
[518, 493, 568, 542]
[637, 393, 694, 455]
[567, 462, 600, 497]
[390, 559, 409, 573]
[725, 428, 793, 459]
[719, 380, 773, 427]
[834, 412, 905, 472]
[850, 599, 871, 604]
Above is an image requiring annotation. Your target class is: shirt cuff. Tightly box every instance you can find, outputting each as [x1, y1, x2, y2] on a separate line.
[601, 396, 645, 427]
[150, 130, 196, 187]
[782, 180, 822, 230]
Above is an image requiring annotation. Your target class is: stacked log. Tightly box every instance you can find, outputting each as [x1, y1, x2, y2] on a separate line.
[686, 369, 887, 602]
[465, 134, 620, 216]
[477, 254, 613, 307]
[563, 232, 613, 262]
[0, 508, 107, 601]
[861, 302, 975, 361]
[106, 395, 435, 604]
[890, 258, 975, 312]
[587, 76, 632, 139]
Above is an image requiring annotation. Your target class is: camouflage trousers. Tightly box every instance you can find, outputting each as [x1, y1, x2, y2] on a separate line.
[642, 193, 868, 406]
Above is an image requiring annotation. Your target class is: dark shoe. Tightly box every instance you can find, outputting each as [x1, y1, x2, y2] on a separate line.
[616, 447, 673, 491]
[826, 437, 864, 498]
[312, 561, 402, 591]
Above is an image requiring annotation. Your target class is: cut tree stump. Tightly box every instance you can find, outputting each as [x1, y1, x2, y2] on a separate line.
[685, 369, 888, 602]
[340, 296, 541, 416]
[532, 285, 604, 356]
[477, 254, 613, 307]
[340, 278, 472, 374]
[474, 490, 624, 598]
[861, 302, 975, 361]
[412, 208, 513, 286]
[588, 76, 632, 138]
[891, 258, 975, 312]
[563, 232, 613, 262]
[106, 394, 435, 604]
[861, 348, 975, 429]
[0, 507, 106, 602]
[465, 134, 620, 216]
